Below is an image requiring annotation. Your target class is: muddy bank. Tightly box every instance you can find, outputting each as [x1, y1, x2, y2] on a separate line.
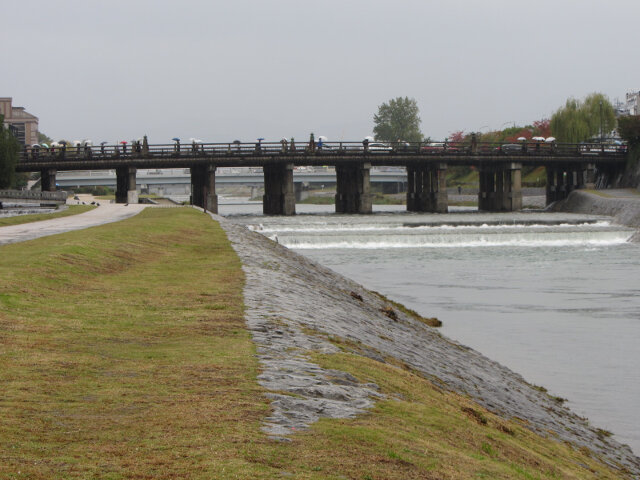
[550, 190, 640, 241]
[215, 214, 640, 476]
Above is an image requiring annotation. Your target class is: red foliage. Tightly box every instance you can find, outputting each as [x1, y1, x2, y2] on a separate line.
[504, 129, 532, 143]
[532, 119, 551, 137]
[447, 131, 465, 143]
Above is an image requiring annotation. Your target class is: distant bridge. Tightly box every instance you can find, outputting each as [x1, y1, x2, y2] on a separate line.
[17, 138, 626, 215]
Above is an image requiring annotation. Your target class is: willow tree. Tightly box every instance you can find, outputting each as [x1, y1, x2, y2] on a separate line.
[0, 115, 20, 188]
[550, 93, 616, 143]
[373, 97, 423, 143]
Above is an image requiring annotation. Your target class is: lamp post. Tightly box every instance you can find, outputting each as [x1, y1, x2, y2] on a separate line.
[599, 100, 604, 142]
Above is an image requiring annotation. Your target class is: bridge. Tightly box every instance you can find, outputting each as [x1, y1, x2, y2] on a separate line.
[17, 136, 626, 215]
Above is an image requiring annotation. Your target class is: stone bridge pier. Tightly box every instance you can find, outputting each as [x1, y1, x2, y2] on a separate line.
[40, 168, 57, 192]
[546, 163, 597, 205]
[263, 163, 295, 215]
[191, 165, 218, 213]
[116, 166, 138, 204]
[335, 162, 372, 214]
[406, 163, 448, 213]
[478, 162, 522, 211]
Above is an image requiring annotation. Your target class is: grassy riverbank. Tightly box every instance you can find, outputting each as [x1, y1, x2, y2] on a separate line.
[0, 205, 94, 227]
[0, 208, 628, 478]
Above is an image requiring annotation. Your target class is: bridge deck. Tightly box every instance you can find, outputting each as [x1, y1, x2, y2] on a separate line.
[17, 140, 626, 172]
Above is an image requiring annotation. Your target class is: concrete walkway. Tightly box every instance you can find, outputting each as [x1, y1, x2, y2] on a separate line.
[0, 203, 146, 246]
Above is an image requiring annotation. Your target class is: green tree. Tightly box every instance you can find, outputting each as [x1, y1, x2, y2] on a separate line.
[0, 114, 20, 188]
[373, 97, 423, 143]
[38, 131, 53, 145]
[550, 93, 616, 143]
[617, 115, 640, 146]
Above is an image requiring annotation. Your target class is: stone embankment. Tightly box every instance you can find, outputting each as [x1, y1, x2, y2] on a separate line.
[216, 215, 640, 476]
[551, 189, 640, 241]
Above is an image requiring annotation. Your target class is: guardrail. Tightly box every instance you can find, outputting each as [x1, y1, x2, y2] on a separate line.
[18, 140, 627, 163]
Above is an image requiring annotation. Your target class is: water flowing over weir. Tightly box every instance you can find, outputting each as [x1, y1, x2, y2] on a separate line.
[229, 209, 640, 454]
[257, 221, 633, 249]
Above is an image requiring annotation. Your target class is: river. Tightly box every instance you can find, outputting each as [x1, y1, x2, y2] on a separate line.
[222, 201, 640, 455]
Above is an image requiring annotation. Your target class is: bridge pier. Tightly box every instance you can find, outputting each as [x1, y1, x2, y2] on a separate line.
[263, 163, 295, 215]
[40, 168, 57, 192]
[406, 163, 448, 213]
[478, 162, 522, 211]
[190, 165, 218, 213]
[335, 162, 372, 214]
[546, 163, 596, 205]
[116, 166, 138, 204]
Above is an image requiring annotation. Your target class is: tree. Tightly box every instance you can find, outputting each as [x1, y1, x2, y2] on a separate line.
[38, 131, 53, 145]
[550, 93, 616, 143]
[0, 114, 20, 189]
[373, 97, 423, 143]
[617, 115, 640, 146]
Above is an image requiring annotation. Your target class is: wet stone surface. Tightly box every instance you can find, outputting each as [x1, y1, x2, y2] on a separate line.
[215, 214, 640, 475]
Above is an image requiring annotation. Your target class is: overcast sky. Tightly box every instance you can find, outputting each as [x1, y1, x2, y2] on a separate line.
[3, 0, 639, 144]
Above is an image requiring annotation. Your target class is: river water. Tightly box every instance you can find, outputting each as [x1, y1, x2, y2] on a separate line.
[222, 202, 640, 455]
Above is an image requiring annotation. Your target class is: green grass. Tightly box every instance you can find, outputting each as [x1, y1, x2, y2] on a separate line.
[0, 205, 95, 227]
[0, 208, 629, 479]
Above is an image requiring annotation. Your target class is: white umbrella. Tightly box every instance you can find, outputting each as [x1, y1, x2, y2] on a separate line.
[532, 136, 545, 142]
[318, 135, 328, 141]
[545, 137, 556, 143]
[364, 136, 374, 142]
[31, 143, 40, 148]
[517, 137, 527, 141]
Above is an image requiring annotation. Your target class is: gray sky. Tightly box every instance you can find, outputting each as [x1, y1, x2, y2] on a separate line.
[3, 0, 639, 144]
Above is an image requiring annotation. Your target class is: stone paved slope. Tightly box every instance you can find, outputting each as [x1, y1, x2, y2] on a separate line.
[217, 214, 640, 476]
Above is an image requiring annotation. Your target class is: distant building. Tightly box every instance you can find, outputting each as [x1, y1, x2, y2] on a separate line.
[0, 97, 39, 146]
[625, 91, 640, 116]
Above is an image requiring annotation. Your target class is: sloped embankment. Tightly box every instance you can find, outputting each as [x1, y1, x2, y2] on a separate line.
[551, 190, 640, 241]
[217, 215, 640, 476]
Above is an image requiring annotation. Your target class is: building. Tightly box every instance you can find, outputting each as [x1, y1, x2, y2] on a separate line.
[625, 91, 640, 116]
[0, 97, 39, 146]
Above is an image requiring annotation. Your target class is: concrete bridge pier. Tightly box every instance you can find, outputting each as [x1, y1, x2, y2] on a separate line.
[40, 168, 57, 192]
[406, 163, 448, 213]
[263, 163, 295, 215]
[294, 182, 309, 202]
[335, 162, 372, 214]
[546, 164, 589, 205]
[478, 163, 522, 211]
[116, 166, 138, 204]
[190, 165, 218, 213]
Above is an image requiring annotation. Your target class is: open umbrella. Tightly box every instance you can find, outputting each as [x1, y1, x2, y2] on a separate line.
[100, 141, 108, 146]
[532, 136, 545, 142]
[364, 135, 374, 142]
[318, 135, 328, 141]
[58, 140, 67, 145]
[120, 141, 128, 144]
[545, 137, 556, 143]
[31, 143, 40, 148]
[517, 137, 527, 141]
[172, 137, 180, 142]
[41, 143, 49, 148]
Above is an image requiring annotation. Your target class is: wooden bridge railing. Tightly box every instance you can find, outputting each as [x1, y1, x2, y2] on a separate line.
[18, 140, 628, 164]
